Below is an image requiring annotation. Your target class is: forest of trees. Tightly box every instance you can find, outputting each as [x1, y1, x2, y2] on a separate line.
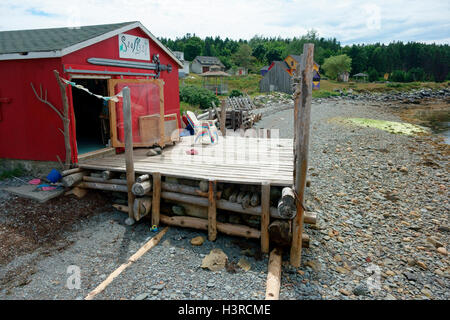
[159, 30, 450, 82]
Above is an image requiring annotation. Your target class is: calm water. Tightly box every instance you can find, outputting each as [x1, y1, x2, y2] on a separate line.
[439, 122, 450, 144]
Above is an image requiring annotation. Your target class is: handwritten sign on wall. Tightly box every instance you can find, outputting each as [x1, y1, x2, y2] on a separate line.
[119, 33, 150, 60]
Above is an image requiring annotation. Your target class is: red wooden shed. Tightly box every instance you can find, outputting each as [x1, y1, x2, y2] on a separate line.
[0, 21, 182, 165]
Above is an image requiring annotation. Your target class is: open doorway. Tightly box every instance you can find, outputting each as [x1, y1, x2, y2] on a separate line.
[71, 78, 110, 155]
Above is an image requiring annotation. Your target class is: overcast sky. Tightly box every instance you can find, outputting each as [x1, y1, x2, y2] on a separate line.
[1, 0, 449, 45]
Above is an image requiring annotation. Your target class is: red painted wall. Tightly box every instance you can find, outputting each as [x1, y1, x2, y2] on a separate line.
[0, 58, 68, 162]
[0, 26, 180, 163]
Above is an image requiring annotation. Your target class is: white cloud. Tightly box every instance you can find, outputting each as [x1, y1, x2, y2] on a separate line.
[0, 0, 449, 44]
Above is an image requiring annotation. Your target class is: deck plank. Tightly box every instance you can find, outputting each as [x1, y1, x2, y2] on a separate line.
[79, 136, 294, 186]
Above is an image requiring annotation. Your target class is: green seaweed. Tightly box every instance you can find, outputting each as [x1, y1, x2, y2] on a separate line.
[346, 118, 429, 135]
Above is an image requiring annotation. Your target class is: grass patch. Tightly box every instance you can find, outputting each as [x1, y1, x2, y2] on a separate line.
[181, 74, 262, 96]
[180, 101, 203, 115]
[0, 165, 25, 180]
[317, 79, 447, 95]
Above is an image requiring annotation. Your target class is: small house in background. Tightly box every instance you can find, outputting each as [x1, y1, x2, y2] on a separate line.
[173, 51, 190, 78]
[191, 56, 225, 74]
[337, 71, 349, 82]
[260, 65, 269, 76]
[260, 54, 321, 94]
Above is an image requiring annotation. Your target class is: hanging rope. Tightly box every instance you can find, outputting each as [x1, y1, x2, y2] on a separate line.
[60, 78, 123, 102]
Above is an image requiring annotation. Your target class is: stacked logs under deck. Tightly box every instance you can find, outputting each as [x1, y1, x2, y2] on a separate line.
[62, 167, 316, 253]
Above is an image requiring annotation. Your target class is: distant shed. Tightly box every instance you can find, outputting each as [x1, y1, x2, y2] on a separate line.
[259, 61, 292, 94]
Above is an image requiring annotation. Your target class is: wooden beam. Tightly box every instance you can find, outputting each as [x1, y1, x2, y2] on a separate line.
[61, 167, 82, 177]
[77, 181, 128, 193]
[159, 190, 316, 223]
[84, 227, 168, 300]
[122, 87, 135, 223]
[82, 176, 127, 185]
[152, 172, 161, 226]
[265, 248, 282, 300]
[220, 99, 226, 136]
[290, 43, 314, 267]
[159, 214, 260, 239]
[208, 179, 217, 241]
[62, 172, 88, 187]
[261, 182, 270, 254]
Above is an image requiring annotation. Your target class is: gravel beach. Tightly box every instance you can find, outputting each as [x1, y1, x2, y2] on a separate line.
[0, 96, 448, 300]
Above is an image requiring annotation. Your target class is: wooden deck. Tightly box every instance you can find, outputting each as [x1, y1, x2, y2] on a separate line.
[78, 135, 294, 186]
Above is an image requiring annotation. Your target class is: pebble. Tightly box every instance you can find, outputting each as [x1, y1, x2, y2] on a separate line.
[190, 236, 205, 246]
[353, 284, 370, 296]
[135, 293, 149, 300]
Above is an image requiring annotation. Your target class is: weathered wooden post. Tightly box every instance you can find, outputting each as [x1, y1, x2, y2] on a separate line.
[290, 43, 314, 267]
[208, 179, 217, 241]
[220, 99, 226, 136]
[122, 87, 136, 225]
[261, 181, 270, 253]
[152, 172, 161, 227]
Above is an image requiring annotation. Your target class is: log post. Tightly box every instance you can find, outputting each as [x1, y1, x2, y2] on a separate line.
[122, 87, 135, 224]
[133, 197, 152, 221]
[152, 172, 161, 226]
[220, 99, 226, 137]
[290, 43, 314, 267]
[62, 171, 88, 187]
[136, 174, 150, 183]
[266, 248, 282, 300]
[61, 167, 82, 177]
[131, 181, 152, 196]
[277, 187, 297, 219]
[208, 179, 217, 241]
[102, 170, 114, 180]
[261, 182, 270, 254]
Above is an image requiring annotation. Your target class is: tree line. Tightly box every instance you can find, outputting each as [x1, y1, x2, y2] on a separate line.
[159, 30, 450, 82]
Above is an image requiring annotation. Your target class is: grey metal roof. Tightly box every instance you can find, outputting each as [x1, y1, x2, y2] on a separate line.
[0, 21, 136, 54]
[194, 56, 224, 66]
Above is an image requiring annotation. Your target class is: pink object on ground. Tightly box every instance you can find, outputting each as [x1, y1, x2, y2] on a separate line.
[29, 179, 41, 185]
[41, 186, 57, 191]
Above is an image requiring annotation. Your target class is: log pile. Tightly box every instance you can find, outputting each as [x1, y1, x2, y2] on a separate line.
[197, 96, 262, 131]
[67, 170, 317, 250]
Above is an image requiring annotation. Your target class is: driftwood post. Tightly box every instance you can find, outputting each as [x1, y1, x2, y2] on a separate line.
[152, 172, 161, 227]
[31, 70, 72, 168]
[261, 181, 270, 253]
[290, 43, 314, 267]
[208, 179, 217, 241]
[53, 71, 72, 167]
[122, 87, 135, 224]
[265, 248, 282, 300]
[220, 99, 226, 137]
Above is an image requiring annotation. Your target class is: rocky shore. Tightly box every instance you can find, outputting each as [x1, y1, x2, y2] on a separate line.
[0, 92, 448, 300]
